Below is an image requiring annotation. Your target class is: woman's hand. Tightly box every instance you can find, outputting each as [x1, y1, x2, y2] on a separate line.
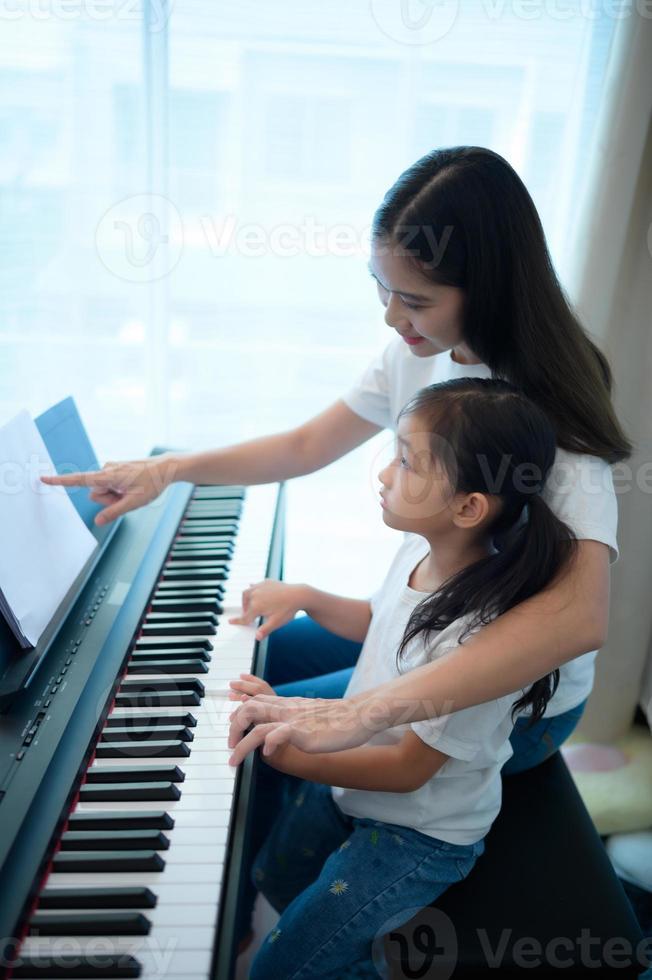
[40, 454, 180, 526]
[228, 580, 309, 641]
[228, 672, 275, 703]
[227, 693, 391, 766]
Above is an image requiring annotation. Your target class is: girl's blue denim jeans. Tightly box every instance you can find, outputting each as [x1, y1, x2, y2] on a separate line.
[249, 780, 484, 979]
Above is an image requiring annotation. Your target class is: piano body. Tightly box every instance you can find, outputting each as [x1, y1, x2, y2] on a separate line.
[0, 399, 285, 979]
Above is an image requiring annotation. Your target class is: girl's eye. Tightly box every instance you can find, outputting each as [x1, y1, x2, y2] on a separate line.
[401, 299, 422, 310]
[399, 455, 410, 469]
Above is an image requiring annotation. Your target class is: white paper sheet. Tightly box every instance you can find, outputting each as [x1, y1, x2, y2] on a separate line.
[0, 410, 98, 648]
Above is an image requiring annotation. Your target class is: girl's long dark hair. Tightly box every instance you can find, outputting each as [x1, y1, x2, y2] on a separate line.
[372, 146, 633, 464]
[397, 378, 579, 724]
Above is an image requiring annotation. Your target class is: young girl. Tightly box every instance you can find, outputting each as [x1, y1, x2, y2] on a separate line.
[229, 377, 578, 978]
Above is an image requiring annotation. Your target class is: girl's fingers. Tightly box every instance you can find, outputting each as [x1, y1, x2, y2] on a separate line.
[228, 722, 284, 767]
[255, 614, 284, 641]
[262, 722, 293, 756]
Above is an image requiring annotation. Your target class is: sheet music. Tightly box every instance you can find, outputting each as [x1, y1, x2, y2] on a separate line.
[0, 410, 98, 649]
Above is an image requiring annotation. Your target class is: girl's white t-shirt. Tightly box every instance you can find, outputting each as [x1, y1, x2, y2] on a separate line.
[331, 534, 516, 845]
[341, 337, 619, 717]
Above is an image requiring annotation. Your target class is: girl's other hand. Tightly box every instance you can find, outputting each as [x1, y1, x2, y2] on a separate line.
[228, 673, 275, 702]
[228, 579, 308, 641]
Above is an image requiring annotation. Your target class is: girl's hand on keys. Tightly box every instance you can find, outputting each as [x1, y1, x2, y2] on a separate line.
[228, 673, 275, 702]
[228, 580, 308, 641]
[227, 694, 379, 766]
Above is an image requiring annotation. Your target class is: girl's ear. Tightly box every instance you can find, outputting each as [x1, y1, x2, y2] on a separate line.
[453, 492, 492, 529]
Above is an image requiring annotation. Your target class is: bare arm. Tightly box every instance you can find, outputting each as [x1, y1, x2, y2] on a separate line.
[41, 400, 380, 524]
[300, 587, 372, 643]
[228, 540, 610, 762]
[227, 582, 371, 642]
[266, 731, 448, 793]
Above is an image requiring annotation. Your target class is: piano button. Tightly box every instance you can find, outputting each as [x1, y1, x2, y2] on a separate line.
[11, 952, 142, 977]
[126, 659, 209, 675]
[86, 765, 185, 783]
[100, 726, 193, 742]
[79, 782, 181, 802]
[39, 887, 157, 909]
[104, 713, 197, 729]
[29, 911, 151, 936]
[61, 830, 170, 851]
[114, 691, 201, 708]
[94, 741, 191, 759]
[67, 812, 174, 831]
[140, 621, 217, 635]
[52, 850, 165, 873]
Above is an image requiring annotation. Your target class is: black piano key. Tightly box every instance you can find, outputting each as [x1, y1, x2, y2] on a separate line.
[140, 620, 217, 635]
[178, 525, 237, 537]
[100, 725, 193, 742]
[119, 679, 205, 696]
[126, 658, 209, 675]
[145, 608, 219, 620]
[154, 579, 224, 593]
[104, 712, 197, 728]
[134, 638, 213, 650]
[144, 613, 219, 628]
[39, 887, 157, 909]
[86, 765, 186, 782]
[94, 740, 191, 759]
[130, 648, 212, 663]
[150, 597, 222, 614]
[29, 911, 151, 936]
[100, 716, 194, 742]
[79, 782, 181, 802]
[114, 690, 201, 707]
[67, 812, 174, 831]
[52, 850, 165, 873]
[11, 953, 141, 977]
[170, 547, 232, 558]
[61, 830, 170, 851]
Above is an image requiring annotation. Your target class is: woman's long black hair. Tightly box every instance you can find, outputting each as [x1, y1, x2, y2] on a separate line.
[396, 378, 579, 724]
[372, 146, 633, 464]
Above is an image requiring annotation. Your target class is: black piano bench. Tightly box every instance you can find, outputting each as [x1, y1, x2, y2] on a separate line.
[381, 752, 647, 978]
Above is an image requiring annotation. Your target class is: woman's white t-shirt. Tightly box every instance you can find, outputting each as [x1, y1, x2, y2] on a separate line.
[331, 534, 516, 845]
[341, 337, 619, 717]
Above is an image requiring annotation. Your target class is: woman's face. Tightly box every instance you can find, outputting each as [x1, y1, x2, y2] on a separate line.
[368, 244, 467, 359]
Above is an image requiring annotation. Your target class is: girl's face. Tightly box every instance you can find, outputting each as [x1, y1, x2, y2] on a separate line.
[368, 245, 467, 359]
[377, 413, 457, 533]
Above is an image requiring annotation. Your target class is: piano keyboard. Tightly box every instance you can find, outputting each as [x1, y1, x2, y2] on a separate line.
[8, 482, 281, 980]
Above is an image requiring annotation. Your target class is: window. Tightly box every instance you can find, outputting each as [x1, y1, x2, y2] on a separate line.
[0, 2, 616, 593]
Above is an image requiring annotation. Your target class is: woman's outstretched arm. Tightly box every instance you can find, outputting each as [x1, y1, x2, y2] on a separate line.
[228, 540, 609, 763]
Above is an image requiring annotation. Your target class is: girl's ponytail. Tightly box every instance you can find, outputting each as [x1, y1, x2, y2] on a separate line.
[396, 378, 579, 724]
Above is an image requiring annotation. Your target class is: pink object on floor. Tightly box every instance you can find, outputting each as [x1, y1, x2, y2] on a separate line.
[562, 742, 628, 773]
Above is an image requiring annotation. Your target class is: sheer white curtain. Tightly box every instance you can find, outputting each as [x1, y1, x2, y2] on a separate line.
[567, 15, 652, 741]
[0, 1, 619, 594]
